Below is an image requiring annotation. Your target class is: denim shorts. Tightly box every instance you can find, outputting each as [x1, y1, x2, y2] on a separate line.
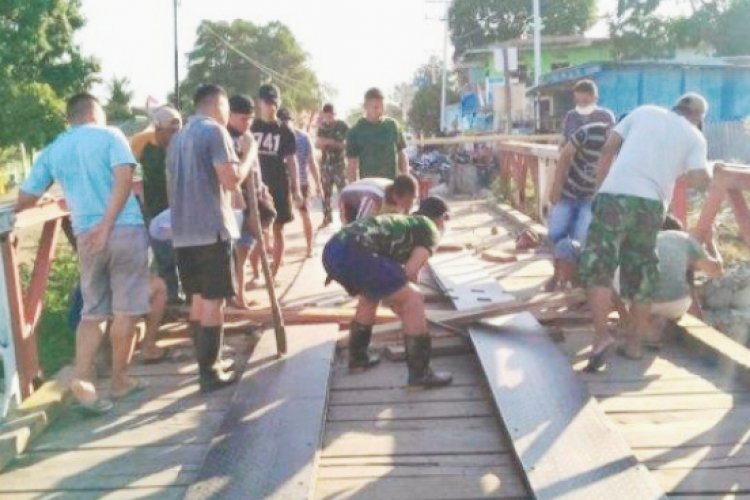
[322, 237, 407, 300]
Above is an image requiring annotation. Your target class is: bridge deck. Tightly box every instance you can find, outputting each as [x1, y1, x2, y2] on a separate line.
[0, 200, 748, 499]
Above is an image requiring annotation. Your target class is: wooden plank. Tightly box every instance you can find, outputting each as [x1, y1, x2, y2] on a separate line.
[329, 385, 487, 405]
[633, 443, 750, 469]
[598, 392, 750, 413]
[384, 336, 469, 361]
[371, 289, 585, 339]
[470, 313, 666, 500]
[5, 486, 187, 500]
[318, 463, 517, 480]
[315, 474, 527, 499]
[0, 466, 196, 492]
[677, 314, 750, 382]
[186, 324, 338, 500]
[322, 417, 508, 457]
[327, 400, 495, 422]
[651, 466, 750, 495]
[319, 453, 512, 468]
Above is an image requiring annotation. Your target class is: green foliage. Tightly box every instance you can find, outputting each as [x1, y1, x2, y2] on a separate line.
[0, 0, 99, 148]
[611, 0, 750, 59]
[178, 20, 322, 113]
[408, 84, 459, 136]
[105, 76, 135, 124]
[19, 248, 79, 377]
[449, 0, 597, 58]
[0, 83, 66, 150]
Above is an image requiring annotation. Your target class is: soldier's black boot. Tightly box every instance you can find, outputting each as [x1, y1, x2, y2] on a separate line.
[405, 335, 452, 388]
[348, 321, 381, 370]
[195, 326, 238, 393]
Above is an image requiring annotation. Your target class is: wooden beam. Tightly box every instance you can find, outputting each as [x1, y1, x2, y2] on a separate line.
[223, 306, 396, 326]
[23, 219, 61, 334]
[409, 134, 558, 147]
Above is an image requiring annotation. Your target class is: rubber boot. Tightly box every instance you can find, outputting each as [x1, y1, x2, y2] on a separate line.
[405, 335, 452, 388]
[192, 320, 235, 372]
[195, 326, 238, 393]
[348, 321, 381, 370]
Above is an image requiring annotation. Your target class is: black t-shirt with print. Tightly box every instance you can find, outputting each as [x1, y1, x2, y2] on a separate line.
[250, 118, 297, 192]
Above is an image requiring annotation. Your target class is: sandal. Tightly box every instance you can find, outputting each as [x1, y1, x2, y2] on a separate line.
[111, 377, 149, 400]
[72, 397, 114, 416]
[584, 339, 615, 373]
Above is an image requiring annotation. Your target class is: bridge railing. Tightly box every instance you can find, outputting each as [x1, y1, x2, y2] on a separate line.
[0, 198, 68, 417]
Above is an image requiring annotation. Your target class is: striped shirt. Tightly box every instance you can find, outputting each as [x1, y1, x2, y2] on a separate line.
[562, 122, 610, 200]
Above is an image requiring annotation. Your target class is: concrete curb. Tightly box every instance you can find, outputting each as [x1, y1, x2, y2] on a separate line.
[0, 366, 72, 472]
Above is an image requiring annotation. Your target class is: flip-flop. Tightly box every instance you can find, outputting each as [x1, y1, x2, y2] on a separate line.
[111, 378, 149, 400]
[72, 397, 114, 416]
[584, 340, 615, 373]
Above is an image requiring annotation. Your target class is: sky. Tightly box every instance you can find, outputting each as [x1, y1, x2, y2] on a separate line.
[76, 0, 661, 113]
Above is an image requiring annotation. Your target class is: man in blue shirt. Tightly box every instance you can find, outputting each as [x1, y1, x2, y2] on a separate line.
[17, 93, 150, 414]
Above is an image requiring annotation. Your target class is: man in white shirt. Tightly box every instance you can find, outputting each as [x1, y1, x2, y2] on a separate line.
[579, 93, 712, 370]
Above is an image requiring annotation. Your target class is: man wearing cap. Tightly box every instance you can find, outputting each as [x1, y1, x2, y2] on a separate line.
[316, 103, 349, 226]
[226, 94, 278, 306]
[167, 84, 245, 392]
[560, 80, 615, 144]
[579, 93, 712, 370]
[322, 196, 453, 388]
[131, 106, 183, 305]
[278, 107, 322, 257]
[251, 84, 302, 276]
[346, 88, 410, 183]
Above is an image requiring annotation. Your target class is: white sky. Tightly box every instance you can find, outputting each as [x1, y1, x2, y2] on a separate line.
[76, 0, 684, 112]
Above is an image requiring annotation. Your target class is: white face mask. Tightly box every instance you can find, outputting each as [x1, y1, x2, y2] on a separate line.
[576, 104, 597, 116]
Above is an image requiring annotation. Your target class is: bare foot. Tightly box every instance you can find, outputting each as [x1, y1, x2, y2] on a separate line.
[71, 379, 99, 405]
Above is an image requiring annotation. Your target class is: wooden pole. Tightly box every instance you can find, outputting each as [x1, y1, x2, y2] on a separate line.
[244, 174, 287, 355]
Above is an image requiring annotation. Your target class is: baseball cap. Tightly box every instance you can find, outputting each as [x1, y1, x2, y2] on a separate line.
[258, 84, 281, 105]
[414, 196, 449, 220]
[674, 92, 709, 120]
[277, 107, 292, 122]
[152, 106, 182, 129]
[229, 94, 255, 115]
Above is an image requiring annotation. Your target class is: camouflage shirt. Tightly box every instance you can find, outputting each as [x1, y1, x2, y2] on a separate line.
[318, 119, 349, 167]
[338, 214, 440, 264]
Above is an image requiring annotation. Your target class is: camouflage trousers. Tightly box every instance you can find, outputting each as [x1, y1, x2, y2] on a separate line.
[578, 193, 665, 301]
[322, 160, 346, 219]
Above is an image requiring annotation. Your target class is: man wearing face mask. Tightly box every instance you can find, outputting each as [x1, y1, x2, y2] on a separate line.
[322, 196, 453, 389]
[578, 93, 712, 372]
[561, 80, 614, 144]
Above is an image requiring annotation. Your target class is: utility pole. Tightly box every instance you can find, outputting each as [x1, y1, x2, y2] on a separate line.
[440, 6, 449, 133]
[532, 0, 542, 130]
[173, 0, 181, 109]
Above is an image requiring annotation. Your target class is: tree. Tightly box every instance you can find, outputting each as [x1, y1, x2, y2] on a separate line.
[105, 77, 135, 124]
[408, 83, 459, 136]
[0, 0, 99, 148]
[178, 20, 322, 113]
[449, 0, 597, 58]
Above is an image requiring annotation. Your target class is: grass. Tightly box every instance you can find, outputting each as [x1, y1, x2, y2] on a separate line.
[19, 247, 78, 378]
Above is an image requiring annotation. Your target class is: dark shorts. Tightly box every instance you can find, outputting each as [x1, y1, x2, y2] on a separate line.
[322, 237, 407, 300]
[176, 239, 235, 300]
[257, 196, 277, 229]
[269, 185, 293, 226]
[578, 193, 664, 301]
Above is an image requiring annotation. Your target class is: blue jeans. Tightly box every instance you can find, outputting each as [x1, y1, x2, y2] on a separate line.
[548, 197, 593, 247]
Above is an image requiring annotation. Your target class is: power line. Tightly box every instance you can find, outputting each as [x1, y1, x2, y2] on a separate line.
[202, 23, 302, 89]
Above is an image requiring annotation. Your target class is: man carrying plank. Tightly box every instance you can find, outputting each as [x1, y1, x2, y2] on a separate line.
[322, 196, 453, 388]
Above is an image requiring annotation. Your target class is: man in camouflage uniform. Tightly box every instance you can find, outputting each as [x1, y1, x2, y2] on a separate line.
[316, 103, 348, 226]
[579, 94, 711, 370]
[322, 197, 453, 389]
